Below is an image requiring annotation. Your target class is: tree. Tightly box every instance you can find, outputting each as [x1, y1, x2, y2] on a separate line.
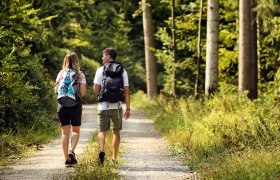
[171, 0, 176, 96]
[250, 0, 258, 99]
[195, 0, 203, 97]
[205, 0, 219, 96]
[142, 0, 157, 97]
[239, 0, 252, 98]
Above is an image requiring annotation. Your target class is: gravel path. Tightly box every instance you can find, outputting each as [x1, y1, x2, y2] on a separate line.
[0, 105, 197, 180]
[119, 110, 197, 180]
[0, 104, 98, 180]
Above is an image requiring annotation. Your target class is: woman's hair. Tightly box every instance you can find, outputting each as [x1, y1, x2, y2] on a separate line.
[62, 53, 80, 73]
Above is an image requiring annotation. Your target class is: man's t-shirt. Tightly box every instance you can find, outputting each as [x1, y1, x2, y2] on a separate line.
[93, 64, 129, 110]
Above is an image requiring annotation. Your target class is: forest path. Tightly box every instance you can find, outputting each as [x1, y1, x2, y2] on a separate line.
[0, 105, 197, 180]
[119, 110, 197, 180]
[0, 104, 98, 180]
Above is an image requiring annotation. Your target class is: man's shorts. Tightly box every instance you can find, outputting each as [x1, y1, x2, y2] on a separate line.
[98, 109, 123, 132]
[57, 102, 82, 126]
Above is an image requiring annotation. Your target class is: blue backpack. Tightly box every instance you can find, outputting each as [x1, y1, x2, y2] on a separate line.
[57, 70, 80, 107]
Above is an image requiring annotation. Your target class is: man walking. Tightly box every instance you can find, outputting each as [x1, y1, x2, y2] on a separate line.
[93, 48, 130, 165]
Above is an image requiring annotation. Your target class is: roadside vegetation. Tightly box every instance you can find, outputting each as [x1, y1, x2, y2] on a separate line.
[132, 84, 280, 179]
[65, 132, 120, 179]
[0, 115, 59, 169]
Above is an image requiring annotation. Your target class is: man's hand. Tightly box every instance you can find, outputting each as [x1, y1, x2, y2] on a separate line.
[124, 109, 130, 120]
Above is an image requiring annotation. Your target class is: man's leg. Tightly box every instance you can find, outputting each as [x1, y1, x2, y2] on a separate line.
[98, 131, 106, 164]
[112, 130, 120, 160]
[61, 125, 71, 161]
[98, 131, 107, 150]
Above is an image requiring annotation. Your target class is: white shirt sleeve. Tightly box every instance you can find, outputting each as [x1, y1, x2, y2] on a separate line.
[93, 67, 103, 85]
[78, 73, 87, 84]
[122, 69, 129, 87]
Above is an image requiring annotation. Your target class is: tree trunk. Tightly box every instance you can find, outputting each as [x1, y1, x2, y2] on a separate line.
[205, 0, 219, 96]
[239, 0, 251, 96]
[195, 0, 203, 97]
[250, 0, 258, 99]
[142, 0, 157, 98]
[171, 0, 176, 97]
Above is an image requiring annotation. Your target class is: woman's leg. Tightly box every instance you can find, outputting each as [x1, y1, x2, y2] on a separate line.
[61, 125, 71, 160]
[71, 125, 80, 151]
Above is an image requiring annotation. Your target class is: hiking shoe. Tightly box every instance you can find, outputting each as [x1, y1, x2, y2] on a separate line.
[68, 150, 78, 164]
[65, 158, 73, 166]
[99, 150, 105, 165]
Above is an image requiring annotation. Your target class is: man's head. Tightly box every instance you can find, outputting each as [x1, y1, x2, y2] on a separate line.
[102, 48, 117, 63]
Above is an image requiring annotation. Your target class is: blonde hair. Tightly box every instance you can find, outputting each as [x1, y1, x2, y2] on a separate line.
[62, 53, 81, 73]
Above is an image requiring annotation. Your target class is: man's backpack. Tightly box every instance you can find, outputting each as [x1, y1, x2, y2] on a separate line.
[57, 69, 80, 107]
[98, 61, 125, 103]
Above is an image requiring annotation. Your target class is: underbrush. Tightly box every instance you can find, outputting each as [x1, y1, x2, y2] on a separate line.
[65, 132, 120, 179]
[0, 114, 59, 168]
[132, 90, 280, 179]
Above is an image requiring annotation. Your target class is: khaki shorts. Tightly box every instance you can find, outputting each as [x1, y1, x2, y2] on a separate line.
[98, 109, 123, 132]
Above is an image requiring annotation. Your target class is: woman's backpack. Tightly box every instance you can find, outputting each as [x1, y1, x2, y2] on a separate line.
[57, 70, 80, 107]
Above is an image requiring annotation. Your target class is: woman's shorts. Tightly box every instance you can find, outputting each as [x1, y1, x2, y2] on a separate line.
[57, 102, 82, 126]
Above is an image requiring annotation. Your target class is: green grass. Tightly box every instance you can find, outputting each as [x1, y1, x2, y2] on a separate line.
[65, 132, 120, 180]
[132, 90, 280, 179]
[0, 114, 60, 169]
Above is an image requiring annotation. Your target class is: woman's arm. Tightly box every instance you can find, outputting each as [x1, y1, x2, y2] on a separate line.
[80, 83, 86, 97]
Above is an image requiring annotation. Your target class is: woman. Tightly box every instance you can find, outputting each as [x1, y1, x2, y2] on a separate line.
[54, 53, 86, 165]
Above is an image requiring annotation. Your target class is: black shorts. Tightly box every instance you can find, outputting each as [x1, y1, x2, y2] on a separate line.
[57, 102, 82, 126]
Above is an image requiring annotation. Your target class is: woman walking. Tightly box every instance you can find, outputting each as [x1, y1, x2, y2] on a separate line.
[54, 53, 87, 165]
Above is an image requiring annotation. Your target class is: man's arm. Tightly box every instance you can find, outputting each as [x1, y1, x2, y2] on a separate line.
[93, 84, 101, 95]
[123, 86, 130, 120]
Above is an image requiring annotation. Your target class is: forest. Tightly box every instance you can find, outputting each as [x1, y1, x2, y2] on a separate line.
[1, 0, 280, 179]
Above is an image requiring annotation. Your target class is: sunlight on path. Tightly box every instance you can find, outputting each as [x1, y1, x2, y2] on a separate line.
[0, 104, 98, 180]
[119, 110, 197, 180]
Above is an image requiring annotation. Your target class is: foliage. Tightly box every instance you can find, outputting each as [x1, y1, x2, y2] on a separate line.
[132, 89, 280, 179]
[79, 56, 101, 103]
[65, 132, 120, 179]
[0, 115, 59, 168]
[0, 0, 56, 132]
[155, 0, 202, 96]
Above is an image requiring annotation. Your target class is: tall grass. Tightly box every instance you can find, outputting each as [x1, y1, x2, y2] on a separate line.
[66, 132, 120, 180]
[132, 90, 280, 179]
[0, 114, 59, 168]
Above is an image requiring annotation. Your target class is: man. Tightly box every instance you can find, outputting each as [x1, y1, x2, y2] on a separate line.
[93, 47, 130, 165]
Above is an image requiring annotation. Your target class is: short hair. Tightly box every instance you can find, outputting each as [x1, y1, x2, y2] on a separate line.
[102, 48, 117, 60]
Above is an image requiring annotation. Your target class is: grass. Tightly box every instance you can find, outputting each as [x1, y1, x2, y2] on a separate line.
[65, 132, 121, 180]
[132, 90, 280, 179]
[0, 114, 60, 169]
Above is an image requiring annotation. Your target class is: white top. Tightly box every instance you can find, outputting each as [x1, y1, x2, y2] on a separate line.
[93, 65, 129, 110]
[56, 70, 87, 85]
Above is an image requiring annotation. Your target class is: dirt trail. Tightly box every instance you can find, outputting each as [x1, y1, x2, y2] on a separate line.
[0, 105, 197, 180]
[0, 105, 98, 180]
[119, 110, 197, 180]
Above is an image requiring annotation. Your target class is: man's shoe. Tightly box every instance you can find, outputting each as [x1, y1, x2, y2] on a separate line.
[68, 150, 78, 164]
[99, 150, 105, 165]
[65, 158, 73, 166]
